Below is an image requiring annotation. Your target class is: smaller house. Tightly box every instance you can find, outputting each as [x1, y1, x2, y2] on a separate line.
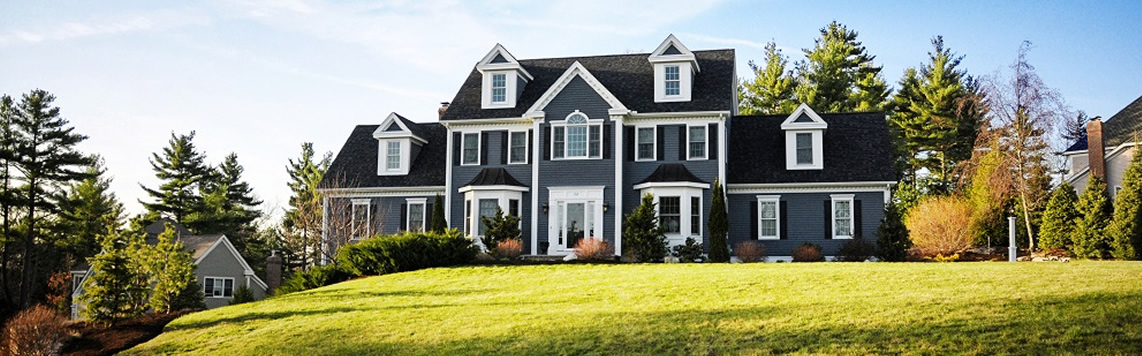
[71, 218, 267, 318]
[1063, 94, 1142, 197]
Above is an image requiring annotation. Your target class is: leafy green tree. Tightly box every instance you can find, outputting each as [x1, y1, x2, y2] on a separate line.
[430, 193, 447, 233]
[55, 159, 124, 263]
[1109, 152, 1142, 259]
[283, 142, 331, 268]
[141, 131, 211, 223]
[144, 224, 200, 313]
[80, 226, 148, 323]
[623, 194, 667, 262]
[739, 42, 798, 115]
[12, 89, 94, 307]
[796, 21, 888, 112]
[706, 179, 730, 262]
[1073, 177, 1112, 258]
[480, 207, 520, 250]
[876, 201, 911, 261]
[1039, 183, 1080, 250]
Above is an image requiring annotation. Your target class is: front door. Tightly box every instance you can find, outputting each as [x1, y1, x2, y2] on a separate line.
[546, 187, 606, 255]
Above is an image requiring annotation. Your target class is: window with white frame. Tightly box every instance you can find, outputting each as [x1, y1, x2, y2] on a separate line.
[462, 132, 480, 165]
[406, 199, 426, 232]
[464, 199, 472, 235]
[491, 73, 507, 103]
[690, 197, 701, 236]
[688, 125, 706, 160]
[351, 200, 370, 240]
[636, 127, 655, 160]
[832, 195, 854, 239]
[552, 112, 602, 160]
[509, 131, 528, 164]
[477, 199, 499, 236]
[664, 65, 681, 96]
[204, 277, 234, 298]
[757, 196, 780, 239]
[386, 141, 401, 170]
[796, 133, 813, 165]
[659, 196, 681, 233]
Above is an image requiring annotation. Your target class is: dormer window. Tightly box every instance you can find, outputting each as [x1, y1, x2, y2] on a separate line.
[386, 141, 401, 170]
[373, 112, 424, 176]
[781, 104, 827, 170]
[665, 65, 681, 96]
[491, 74, 507, 103]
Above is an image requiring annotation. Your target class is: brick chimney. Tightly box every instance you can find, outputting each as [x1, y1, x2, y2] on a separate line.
[1087, 117, 1106, 180]
[266, 251, 282, 295]
[437, 102, 450, 119]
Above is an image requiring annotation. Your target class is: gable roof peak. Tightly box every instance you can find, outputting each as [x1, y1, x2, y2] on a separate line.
[373, 112, 428, 143]
[524, 61, 627, 114]
[477, 43, 533, 80]
[649, 34, 699, 71]
[781, 103, 828, 130]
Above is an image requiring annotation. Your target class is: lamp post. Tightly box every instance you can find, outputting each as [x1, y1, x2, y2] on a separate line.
[1008, 216, 1017, 262]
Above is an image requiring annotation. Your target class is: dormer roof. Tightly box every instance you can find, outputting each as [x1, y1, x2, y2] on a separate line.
[648, 34, 700, 72]
[476, 43, 534, 81]
[780, 103, 828, 130]
[373, 112, 428, 143]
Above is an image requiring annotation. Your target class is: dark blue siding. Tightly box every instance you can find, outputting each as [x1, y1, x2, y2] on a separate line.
[726, 191, 885, 257]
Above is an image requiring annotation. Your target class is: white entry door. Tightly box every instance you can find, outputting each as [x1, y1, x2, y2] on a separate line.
[547, 186, 605, 255]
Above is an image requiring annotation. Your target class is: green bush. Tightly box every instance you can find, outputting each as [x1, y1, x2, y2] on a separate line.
[480, 208, 521, 251]
[837, 236, 876, 262]
[624, 194, 668, 262]
[1039, 183, 1080, 250]
[1073, 177, 1112, 258]
[275, 264, 354, 296]
[876, 201, 911, 262]
[229, 285, 256, 305]
[1109, 151, 1142, 259]
[336, 228, 477, 277]
[671, 237, 705, 262]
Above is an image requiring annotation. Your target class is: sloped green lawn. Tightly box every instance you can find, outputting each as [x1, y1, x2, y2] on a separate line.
[125, 262, 1142, 355]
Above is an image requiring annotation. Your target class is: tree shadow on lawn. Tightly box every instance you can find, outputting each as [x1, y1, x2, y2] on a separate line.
[258, 291, 1142, 355]
[290, 287, 499, 299]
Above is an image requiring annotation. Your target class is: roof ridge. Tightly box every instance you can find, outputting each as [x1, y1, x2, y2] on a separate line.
[514, 48, 734, 63]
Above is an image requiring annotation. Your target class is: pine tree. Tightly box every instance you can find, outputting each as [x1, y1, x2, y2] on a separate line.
[11, 89, 94, 307]
[430, 193, 447, 233]
[141, 131, 211, 223]
[1108, 151, 1142, 259]
[1039, 183, 1080, 250]
[55, 159, 125, 262]
[190, 153, 264, 267]
[875, 200, 910, 262]
[283, 143, 331, 268]
[739, 42, 798, 115]
[1061, 111, 1090, 147]
[480, 207, 520, 250]
[889, 68, 924, 187]
[0, 95, 18, 307]
[1073, 177, 1112, 258]
[706, 179, 730, 262]
[80, 226, 148, 323]
[796, 21, 888, 112]
[623, 194, 667, 262]
[145, 223, 200, 313]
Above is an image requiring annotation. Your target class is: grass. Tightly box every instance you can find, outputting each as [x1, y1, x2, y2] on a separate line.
[125, 262, 1142, 355]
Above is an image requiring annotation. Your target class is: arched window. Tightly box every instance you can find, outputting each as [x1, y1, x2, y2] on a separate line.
[552, 111, 602, 159]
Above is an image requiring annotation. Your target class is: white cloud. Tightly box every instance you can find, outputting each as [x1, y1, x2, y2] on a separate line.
[0, 9, 210, 46]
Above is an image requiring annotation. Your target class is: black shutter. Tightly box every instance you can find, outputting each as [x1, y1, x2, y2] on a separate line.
[656, 126, 665, 161]
[625, 126, 635, 161]
[501, 131, 509, 165]
[603, 124, 612, 159]
[854, 200, 863, 239]
[824, 200, 832, 239]
[542, 127, 550, 161]
[399, 203, 407, 231]
[527, 129, 533, 163]
[425, 203, 433, 230]
[452, 132, 461, 166]
[750, 202, 759, 240]
[480, 132, 489, 165]
[780, 201, 788, 240]
[709, 123, 719, 160]
[679, 125, 687, 160]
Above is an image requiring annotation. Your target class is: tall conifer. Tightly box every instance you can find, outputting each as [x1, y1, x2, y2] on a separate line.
[1073, 177, 1112, 258]
[1109, 152, 1142, 259]
[739, 42, 798, 115]
[141, 132, 210, 223]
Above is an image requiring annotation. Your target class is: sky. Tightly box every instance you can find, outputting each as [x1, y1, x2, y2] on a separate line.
[2, 0, 1140, 221]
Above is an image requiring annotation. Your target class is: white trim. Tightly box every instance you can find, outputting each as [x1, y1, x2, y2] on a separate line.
[507, 130, 529, 165]
[196, 235, 269, 290]
[648, 34, 699, 69]
[476, 43, 534, 80]
[377, 138, 411, 176]
[531, 115, 542, 255]
[653, 62, 693, 102]
[633, 181, 711, 190]
[726, 182, 896, 194]
[549, 111, 603, 160]
[445, 130, 453, 232]
[320, 186, 446, 198]
[638, 186, 705, 246]
[372, 113, 427, 143]
[405, 198, 428, 232]
[686, 124, 708, 160]
[546, 186, 607, 255]
[458, 184, 530, 193]
[464, 190, 524, 245]
[350, 200, 371, 241]
[524, 61, 627, 115]
[786, 130, 824, 170]
[756, 195, 781, 240]
[612, 114, 625, 256]
[635, 125, 657, 161]
[780, 103, 828, 130]
[460, 132, 481, 166]
[203, 276, 235, 299]
[625, 111, 732, 120]
[440, 117, 533, 128]
[830, 194, 855, 240]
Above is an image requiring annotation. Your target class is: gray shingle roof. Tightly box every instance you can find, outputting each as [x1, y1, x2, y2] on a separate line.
[728, 112, 896, 184]
[321, 122, 447, 189]
[440, 49, 736, 120]
[1065, 95, 1142, 152]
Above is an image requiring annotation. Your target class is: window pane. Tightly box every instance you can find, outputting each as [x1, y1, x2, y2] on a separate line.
[509, 199, 519, 217]
[224, 279, 233, 297]
[492, 74, 506, 102]
[567, 126, 587, 157]
[659, 197, 680, 233]
[386, 141, 401, 170]
[567, 113, 587, 124]
[464, 200, 471, 235]
[835, 201, 851, 218]
[553, 127, 565, 159]
[760, 201, 776, 219]
[478, 199, 498, 236]
[463, 133, 479, 164]
[509, 131, 527, 163]
[665, 81, 680, 96]
[688, 126, 705, 158]
[691, 197, 700, 235]
[637, 127, 655, 159]
[589, 125, 600, 158]
[353, 203, 369, 238]
[761, 220, 777, 237]
[204, 278, 214, 296]
[796, 133, 813, 165]
[665, 66, 681, 96]
[409, 203, 424, 232]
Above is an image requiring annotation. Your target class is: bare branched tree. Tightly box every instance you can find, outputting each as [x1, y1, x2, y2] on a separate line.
[982, 41, 1070, 250]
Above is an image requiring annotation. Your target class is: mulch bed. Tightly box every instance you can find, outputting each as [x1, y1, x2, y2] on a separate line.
[60, 311, 187, 356]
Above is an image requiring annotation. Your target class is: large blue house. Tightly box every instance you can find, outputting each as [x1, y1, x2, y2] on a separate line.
[319, 35, 896, 261]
